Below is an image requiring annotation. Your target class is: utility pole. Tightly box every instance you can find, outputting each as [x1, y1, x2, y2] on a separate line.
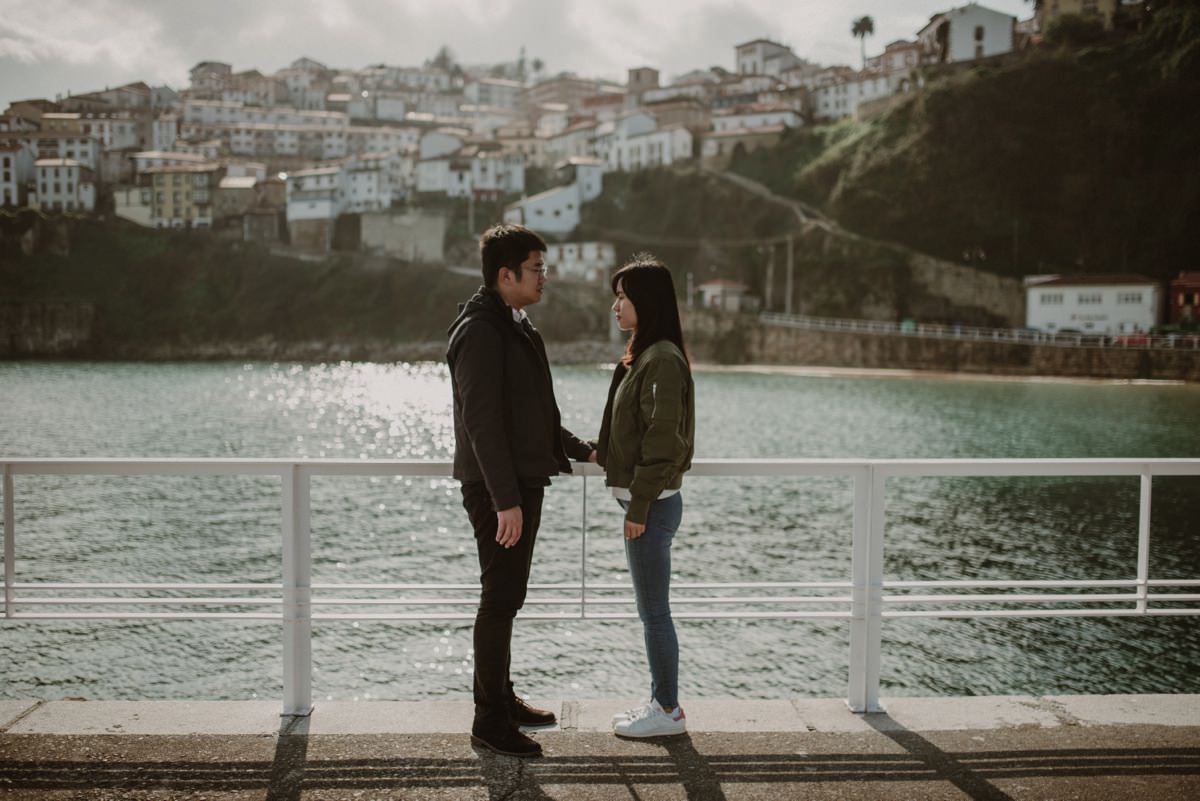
[467, 191, 475, 238]
[765, 245, 775, 311]
[1012, 218, 1019, 272]
[785, 236, 794, 315]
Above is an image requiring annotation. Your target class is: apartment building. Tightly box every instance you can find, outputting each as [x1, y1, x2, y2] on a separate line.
[32, 158, 96, 212]
[144, 163, 224, 227]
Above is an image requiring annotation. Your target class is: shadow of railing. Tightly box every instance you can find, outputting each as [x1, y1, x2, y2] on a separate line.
[1, 734, 1197, 798]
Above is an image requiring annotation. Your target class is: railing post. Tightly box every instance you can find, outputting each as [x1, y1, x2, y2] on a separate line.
[4, 464, 14, 619]
[1136, 468, 1152, 613]
[848, 465, 884, 713]
[281, 464, 313, 716]
[580, 472, 588, 619]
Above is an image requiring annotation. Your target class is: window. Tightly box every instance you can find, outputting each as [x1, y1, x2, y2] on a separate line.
[1040, 292, 1064, 305]
[1117, 292, 1143, 304]
[975, 25, 984, 42]
[1078, 292, 1102, 305]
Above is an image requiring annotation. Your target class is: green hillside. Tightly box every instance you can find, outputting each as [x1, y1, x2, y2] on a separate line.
[730, 2, 1200, 282]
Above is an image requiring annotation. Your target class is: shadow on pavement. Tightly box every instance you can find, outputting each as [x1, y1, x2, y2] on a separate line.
[1, 729, 1197, 798]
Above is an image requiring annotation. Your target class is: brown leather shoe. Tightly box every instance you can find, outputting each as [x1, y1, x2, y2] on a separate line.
[470, 725, 543, 758]
[510, 696, 557, 728]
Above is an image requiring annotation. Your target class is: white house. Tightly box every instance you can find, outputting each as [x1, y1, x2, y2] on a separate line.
[79, 113, 141, 150]
[867, 40, 924, 79]
[535, 104, 570, 137]
[152, 113, 180, 151]
[182, 99, 347, 129]
[918, 3, 1016, 64]
[596, 112, 656, 171]
[735, 39, 798, 76]
[503, 157, 603, 236]
[464, 78, 524, 111]
[699, 279, 758, 312]
[286, 165, 345, 222]
[543, 119, 599, 167]
[810, 72, 896, 121]
[612, 125, 693, 171]
[545, 241, 616, 283]
[0, 141, 36, 206]
[23, 134, 99, 170]
[712, 105, 803, 133]
[345, 153, 393, 213]
[32, 158, 96, 212]
[419, 128, 468, 160]
[418, 145, 524, 200]
[1025, 274, 1161, 335]
[113, 184, 153, 226]
[346, 125, 421, 156]
[131, 150, 213, 179]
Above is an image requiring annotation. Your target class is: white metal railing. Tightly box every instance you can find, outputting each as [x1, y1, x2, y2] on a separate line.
[760, 311, 1200, 351]
[2, 458, 1199, 716]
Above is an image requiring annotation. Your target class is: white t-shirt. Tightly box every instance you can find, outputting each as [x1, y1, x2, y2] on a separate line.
[610, 486, 680, 502]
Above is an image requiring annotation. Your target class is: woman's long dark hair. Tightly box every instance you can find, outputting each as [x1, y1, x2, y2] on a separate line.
[611, 254, 689, 367]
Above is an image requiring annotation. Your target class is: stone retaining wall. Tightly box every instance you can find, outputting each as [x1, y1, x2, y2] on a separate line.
[685, 310, 1200, 382]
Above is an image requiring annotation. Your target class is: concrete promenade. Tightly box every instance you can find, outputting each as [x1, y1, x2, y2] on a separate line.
[1, 695, 1198, 800]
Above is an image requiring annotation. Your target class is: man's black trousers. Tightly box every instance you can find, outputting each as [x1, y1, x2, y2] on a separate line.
[461, 481, 544, 731]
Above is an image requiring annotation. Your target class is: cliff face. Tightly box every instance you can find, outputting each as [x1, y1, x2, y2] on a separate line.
[0, 302, 94, 356]
[0, 218, 613, 359]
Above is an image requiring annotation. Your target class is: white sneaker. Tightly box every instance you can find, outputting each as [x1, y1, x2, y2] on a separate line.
[611, 700, 655, 726]
[613, 702, 686, 738]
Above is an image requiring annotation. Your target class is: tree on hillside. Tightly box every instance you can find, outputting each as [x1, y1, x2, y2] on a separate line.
[852, 16, 875, 69]
[428, 45, 458, 73]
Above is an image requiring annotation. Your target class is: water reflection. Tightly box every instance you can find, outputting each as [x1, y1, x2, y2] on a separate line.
[0, 361, 1197, 702]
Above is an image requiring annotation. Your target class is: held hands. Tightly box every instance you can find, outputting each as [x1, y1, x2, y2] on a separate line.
[587, 450, 598, 463]
[624, 519, 646, 540]
[496, 505, 523, 548]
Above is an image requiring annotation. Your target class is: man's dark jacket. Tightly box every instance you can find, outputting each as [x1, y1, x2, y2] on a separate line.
[447, 286, 592, 511]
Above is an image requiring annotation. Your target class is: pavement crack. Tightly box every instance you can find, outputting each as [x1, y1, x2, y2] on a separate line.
[0, 700, 45, 734]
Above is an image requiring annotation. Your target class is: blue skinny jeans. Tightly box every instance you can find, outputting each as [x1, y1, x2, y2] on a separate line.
[620, 492, 683, 709]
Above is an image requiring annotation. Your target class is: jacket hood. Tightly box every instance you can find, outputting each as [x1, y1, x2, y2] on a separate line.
[447, 286, 509, 338]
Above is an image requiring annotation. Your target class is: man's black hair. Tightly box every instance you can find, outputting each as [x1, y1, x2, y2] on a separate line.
[479, 223, 547, 288]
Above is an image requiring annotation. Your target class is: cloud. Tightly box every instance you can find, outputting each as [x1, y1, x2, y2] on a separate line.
[0, 0, 1033, 107]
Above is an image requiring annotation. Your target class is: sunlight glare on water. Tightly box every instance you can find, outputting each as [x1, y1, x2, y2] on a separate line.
[0, 360, 1197, 703]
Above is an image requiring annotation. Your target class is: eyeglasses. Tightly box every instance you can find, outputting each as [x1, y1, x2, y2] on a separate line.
[519, 267, 548, 277]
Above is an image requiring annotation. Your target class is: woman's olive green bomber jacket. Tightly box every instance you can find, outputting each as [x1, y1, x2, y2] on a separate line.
[594, 340, 695, 525]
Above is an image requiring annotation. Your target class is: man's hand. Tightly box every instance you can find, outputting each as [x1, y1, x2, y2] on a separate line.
[624, 519, 646, 540]
[587, 450, 598, 463]
[496, 505, 523, 548]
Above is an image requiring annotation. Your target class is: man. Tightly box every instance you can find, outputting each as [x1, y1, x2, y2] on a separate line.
[446, 223, 595, 758]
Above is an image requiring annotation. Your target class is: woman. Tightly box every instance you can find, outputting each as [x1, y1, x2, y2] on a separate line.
[594, 254, 695, 738]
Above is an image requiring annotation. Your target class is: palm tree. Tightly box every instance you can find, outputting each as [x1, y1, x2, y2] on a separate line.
[851, 16, 875, 69]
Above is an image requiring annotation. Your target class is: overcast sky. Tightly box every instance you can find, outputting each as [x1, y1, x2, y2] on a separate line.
[0, 0, 1032, 107]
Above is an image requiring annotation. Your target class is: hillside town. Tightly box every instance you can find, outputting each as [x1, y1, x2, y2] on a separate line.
[5, 0, 1193, 342]
[2, 3, 1104, 241]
